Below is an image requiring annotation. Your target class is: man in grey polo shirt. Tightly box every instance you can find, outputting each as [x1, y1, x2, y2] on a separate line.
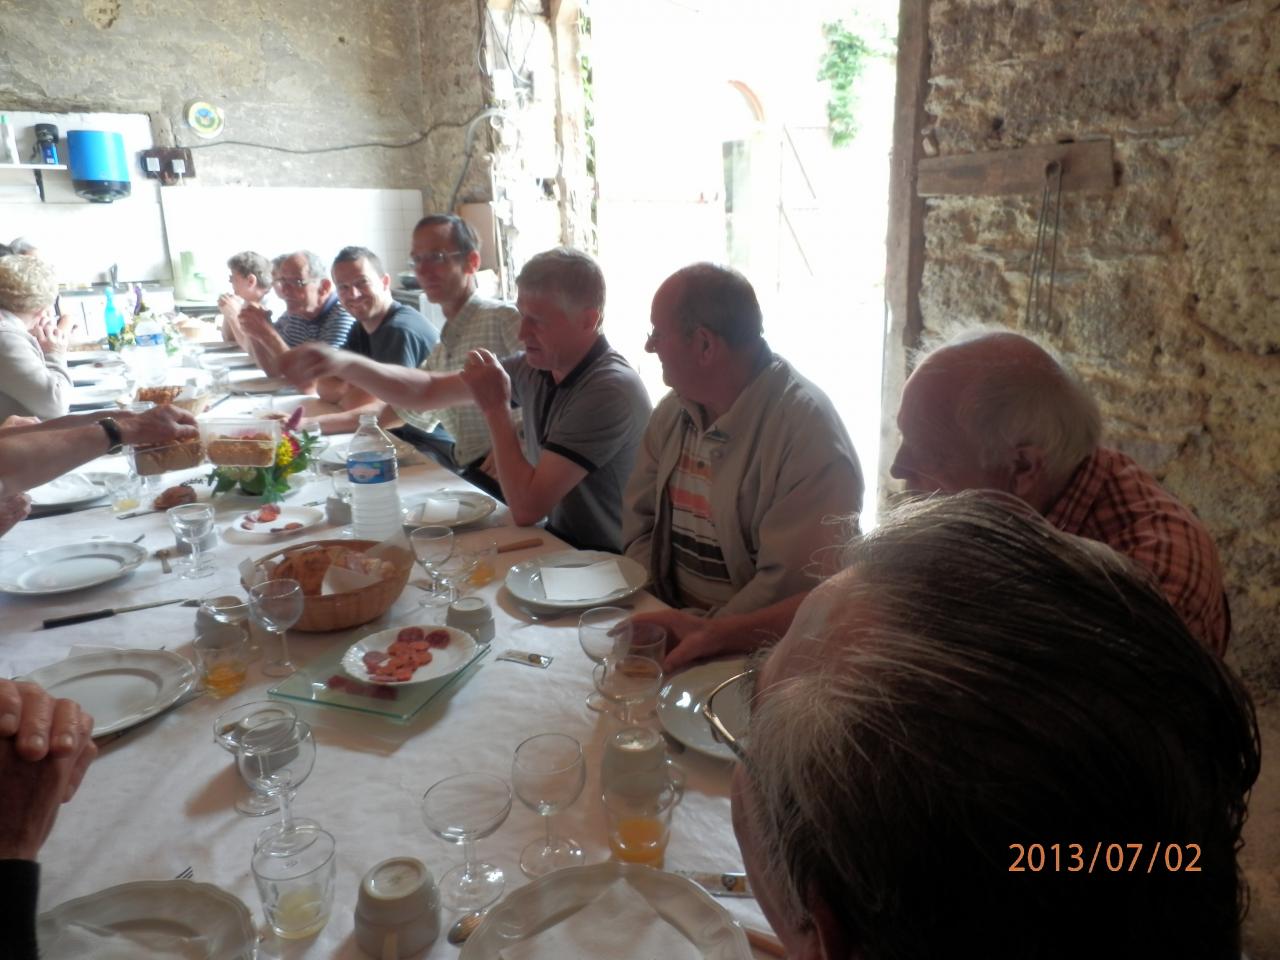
[279, 247, 651, 552]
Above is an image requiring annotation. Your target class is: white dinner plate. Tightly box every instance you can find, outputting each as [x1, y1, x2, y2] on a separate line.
[0, 540, 148, 595]
[37, 879, 255, 959]
[200, 340, 242, 352]
[65, 349, 118, 365]
[22, 649, 197, 737]
[504, 549, 648, 611]
[71, 366, 127, 387]
[228, 505, 323, 538]
[26, 473, 108, 513]
[461, 861, 750, 960]
[401, 489, 497, 529]
[69, 383, 128, 408]
[230, 375, 291, 394]
[203, 351, 258, 369]
[657, 658, 750, 761]
[341, 624, 478, 685]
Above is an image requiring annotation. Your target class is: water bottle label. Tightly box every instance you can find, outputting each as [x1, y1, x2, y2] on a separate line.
[347, 451, 397, 484]
[135, 332, 165, 348]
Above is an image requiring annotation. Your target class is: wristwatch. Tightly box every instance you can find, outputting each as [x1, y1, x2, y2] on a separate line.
[97, 416, 124, 454]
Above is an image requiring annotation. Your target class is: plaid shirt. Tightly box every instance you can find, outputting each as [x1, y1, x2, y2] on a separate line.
[397, 292, 521, 465]
[1045, 447, 1228, 655]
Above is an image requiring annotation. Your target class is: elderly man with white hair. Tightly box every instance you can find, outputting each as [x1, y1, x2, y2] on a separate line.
[649, 329, 1229, 668]
[727, 492, 1256, 960]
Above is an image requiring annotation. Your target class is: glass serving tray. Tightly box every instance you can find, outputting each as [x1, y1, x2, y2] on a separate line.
[268, 639, 489, 723]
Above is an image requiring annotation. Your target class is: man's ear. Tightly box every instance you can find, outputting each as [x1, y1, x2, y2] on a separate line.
[465, 250, 482, 274]
[317, 278, 333, 297]
[694, 326, 720, 366]
[1009, 443, 1047, 500]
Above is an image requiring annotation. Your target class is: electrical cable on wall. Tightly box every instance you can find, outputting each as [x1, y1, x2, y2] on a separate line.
[181, 115, 486, 156]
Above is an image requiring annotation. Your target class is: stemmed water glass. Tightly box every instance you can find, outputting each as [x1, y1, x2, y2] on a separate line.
[579, 607, 629, 714]
[512, 733, 586, 878]
[213, 700, 298, 816]
[410, 525, 454, 607]
[249, 579, 304, 678]
[421, 773, 512, 912]
[592, 623, 667, 725]
[167, 503, 215, 579]
[236, 715, 318, 854]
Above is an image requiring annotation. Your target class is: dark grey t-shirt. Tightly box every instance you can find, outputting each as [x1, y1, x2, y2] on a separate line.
[343, 302, 439, 369]
[504, 336, 652, 552]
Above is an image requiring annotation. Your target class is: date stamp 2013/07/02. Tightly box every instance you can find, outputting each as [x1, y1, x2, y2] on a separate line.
[1009, 842, 1202, 874]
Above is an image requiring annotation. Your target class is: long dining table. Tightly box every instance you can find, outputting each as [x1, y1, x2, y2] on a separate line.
[2, 382, 772, 957]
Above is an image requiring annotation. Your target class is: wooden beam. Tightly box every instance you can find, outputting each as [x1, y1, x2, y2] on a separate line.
[917, 139, 1115, 197]
[881, 0, 930, 509]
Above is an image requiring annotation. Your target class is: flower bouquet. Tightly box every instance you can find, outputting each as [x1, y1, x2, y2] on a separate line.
[208, 407, 320, 503]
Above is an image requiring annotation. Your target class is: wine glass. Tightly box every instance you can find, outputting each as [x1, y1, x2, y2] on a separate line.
[249, 579, 304, 678]
[512, 733, 586, 878]
[213, 700, 298, 816]
[410, 526, 454, 607]
[301, 426, 328, 480]
[237, 715, 317, 853]
[167, 503, 215, 579]
[421, 773, 512, 912]
[593, 624, 667, 725]
[578, 607, 629, 714]
[434, 549, 480, 604]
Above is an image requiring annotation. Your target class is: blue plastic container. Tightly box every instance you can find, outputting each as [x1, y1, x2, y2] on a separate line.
[67, 130, 131, 202]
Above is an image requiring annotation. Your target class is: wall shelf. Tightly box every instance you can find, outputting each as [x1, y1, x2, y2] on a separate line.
[0, 162, 68, 170]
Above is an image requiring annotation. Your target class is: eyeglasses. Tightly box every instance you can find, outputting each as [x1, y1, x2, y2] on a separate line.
[702, 668, 754, 763]
[411, 251, 466, 268]
[272, 277, 322, 291]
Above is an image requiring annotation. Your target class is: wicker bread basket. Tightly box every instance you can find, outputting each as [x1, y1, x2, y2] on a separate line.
[245, 538, 414, 632]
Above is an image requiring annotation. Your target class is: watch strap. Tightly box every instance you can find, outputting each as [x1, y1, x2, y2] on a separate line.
[97, 416, 124, 454]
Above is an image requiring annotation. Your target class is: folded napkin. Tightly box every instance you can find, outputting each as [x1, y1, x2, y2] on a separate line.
[39, 922, 219, 959]
[540, 560, 628, 601]
[27, 473, 100, 506]
[410, 496, 460, 523]
[497, 880, 701, 960]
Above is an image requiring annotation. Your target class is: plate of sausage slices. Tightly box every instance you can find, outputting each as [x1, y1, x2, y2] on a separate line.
[341, 624, 477, 686]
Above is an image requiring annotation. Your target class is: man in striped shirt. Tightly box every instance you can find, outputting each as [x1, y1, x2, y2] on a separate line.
[238, 250, 354, 376]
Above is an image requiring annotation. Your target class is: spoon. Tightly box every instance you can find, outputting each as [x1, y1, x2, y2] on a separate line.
[447, 909, 488, 945]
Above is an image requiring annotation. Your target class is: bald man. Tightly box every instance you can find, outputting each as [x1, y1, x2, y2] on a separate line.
[651, 329, 1228, 669]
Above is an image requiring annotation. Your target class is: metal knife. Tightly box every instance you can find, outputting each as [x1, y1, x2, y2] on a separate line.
[42, 596, 193, 629]
[674, 870, 754, 898]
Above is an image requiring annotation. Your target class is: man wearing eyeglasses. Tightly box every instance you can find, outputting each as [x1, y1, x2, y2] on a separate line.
[621, 263, 863, 616]
[377, 215, 521, 489]
[280, 247, 651, 552]
[724, 492, 1257, 960]
[297, 246, 439, 436]
[238, 250, 355, 376]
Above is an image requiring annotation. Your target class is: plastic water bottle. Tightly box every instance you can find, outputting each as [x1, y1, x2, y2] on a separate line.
[348, 414, 401, 540]
[131, 312, 167, 386]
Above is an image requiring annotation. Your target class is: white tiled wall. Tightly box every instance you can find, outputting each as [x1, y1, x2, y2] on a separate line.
[160, 186, 425, 299]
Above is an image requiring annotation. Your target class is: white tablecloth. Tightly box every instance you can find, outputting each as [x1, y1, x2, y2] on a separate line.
[3, 392, 769, 958]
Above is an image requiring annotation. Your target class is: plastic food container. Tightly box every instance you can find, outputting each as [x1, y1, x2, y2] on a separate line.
[201, 418, 280, 468]
[130, 439, 206, 476]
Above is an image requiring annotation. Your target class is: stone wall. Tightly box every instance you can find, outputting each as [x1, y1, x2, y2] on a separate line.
[913, 0, 1278, 693]
[0, 0, 437, 188]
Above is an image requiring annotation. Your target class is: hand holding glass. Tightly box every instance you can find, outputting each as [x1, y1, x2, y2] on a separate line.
[512, 733, 586, 878]
[592, 623, 667, 724]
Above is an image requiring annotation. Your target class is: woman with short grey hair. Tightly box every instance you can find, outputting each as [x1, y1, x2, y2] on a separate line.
[0, 254, 71, 420]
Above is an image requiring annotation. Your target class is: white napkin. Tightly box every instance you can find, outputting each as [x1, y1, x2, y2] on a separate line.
[411, 496, 460, 523]
[27, 473, 100, 506]
[497, 880, 700, 960]
[540, 560, 628, 601]
[39, 923, 217, 960]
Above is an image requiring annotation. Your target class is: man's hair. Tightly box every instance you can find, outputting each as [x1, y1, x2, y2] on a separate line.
[226, 250, 272, 291]
[516, 247, 606, 317]
[8, 237, 36, 256]
[0, 244, 11, 258]
[272, 250, 327, 281]
[922, 328, 1102, 490]
[0, 254, 59, 315]
[664, 262, 763, 348]
[748, 491, 1259, 960]
[332, 245, 384, 276]
[414, 214, 480, 258]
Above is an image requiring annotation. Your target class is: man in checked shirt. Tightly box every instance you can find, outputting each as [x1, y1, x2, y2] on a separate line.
[651, 328, 1230, 669]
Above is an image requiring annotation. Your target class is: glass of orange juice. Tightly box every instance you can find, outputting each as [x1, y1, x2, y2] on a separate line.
[603, 773, 682, 869]
[193, 622, 250, 698]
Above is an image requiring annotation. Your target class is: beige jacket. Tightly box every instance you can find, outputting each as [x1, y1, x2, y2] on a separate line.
[0, 310, 71, 420]
[623, 354, 864, 617]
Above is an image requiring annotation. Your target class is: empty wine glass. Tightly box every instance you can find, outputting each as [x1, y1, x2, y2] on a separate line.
[512, 733, 586, 878]
[593, 624, 667, 725]
[213, 700, 298, 816]
[421, 773, 512, 912]
[410, 525, 454, 607]
[434, 549, 480, 604]
[168, 503, 215, 579]
[237, 715, 317, 854]
[249, 579, 304, 678]
[579, 607, 629, 714]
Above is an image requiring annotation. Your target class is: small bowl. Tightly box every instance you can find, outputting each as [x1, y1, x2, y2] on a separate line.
[355, 857, 439, 958]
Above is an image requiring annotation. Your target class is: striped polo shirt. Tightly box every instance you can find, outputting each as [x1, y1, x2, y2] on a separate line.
[666, 416, 736, 611]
